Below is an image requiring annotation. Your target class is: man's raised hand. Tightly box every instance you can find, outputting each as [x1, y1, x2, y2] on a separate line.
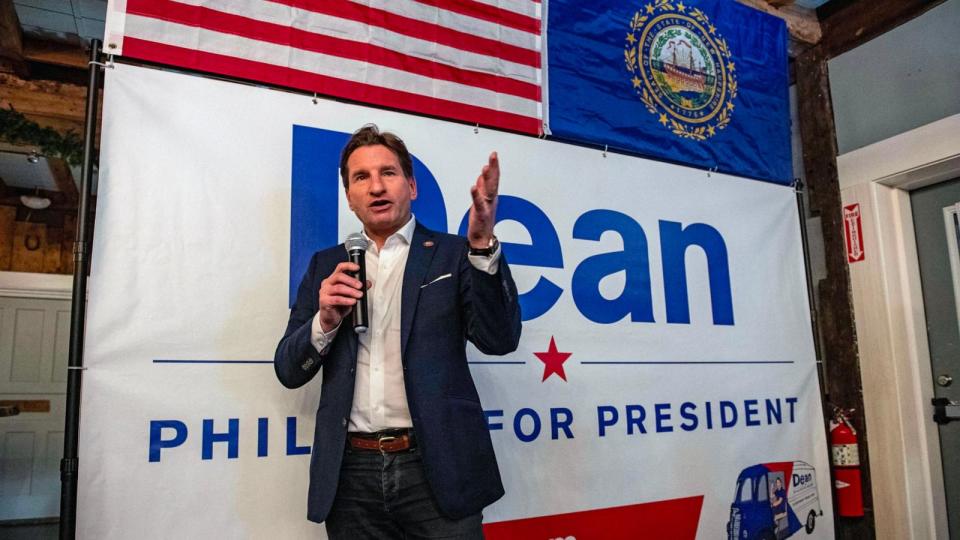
[467, 152, 500, 249]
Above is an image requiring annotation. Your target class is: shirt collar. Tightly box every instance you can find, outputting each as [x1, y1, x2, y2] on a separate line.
[362, 214, 415, 249]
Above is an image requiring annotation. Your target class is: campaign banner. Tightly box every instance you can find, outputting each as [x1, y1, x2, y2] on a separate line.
[78, 63, 833, 539]
[547, 0, 792, 184]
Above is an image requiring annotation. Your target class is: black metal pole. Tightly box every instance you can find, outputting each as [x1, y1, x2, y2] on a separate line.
[59, 38, 103, 540]
[795, 178, 826, 391]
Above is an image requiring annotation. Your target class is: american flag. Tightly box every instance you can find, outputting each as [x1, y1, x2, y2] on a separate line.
[104, 0, 544, 134]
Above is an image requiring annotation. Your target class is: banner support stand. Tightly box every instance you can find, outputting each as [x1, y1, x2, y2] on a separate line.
[59, 38, 104, 540]
[794, 178, 826, 391]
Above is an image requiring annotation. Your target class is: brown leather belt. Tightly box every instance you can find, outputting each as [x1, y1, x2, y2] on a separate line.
[347, 429, 416, 453]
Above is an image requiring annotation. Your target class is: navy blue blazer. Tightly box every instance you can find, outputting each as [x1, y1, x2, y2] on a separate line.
[275, 222, 522, 522]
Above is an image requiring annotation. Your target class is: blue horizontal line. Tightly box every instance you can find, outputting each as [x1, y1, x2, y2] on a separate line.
[155, 359, 524, 366]
[153, 360, 272, 364]
[468, 361, 526, 365]
[584, 361, 796, 365]
[580, 361, 794, 365]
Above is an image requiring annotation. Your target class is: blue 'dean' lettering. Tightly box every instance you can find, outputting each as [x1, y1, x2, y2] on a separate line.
[660, 221, 734, 325]
[291, 126, 733, 325]
[571, 210, 653, 324]
[458, 195, 564, 320]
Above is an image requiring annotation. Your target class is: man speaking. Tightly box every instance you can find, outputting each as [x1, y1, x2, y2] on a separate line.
[274, 124, 522, 538]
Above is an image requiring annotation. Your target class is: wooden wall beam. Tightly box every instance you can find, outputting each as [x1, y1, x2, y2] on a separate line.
[43, 224, 62, 272]
[11, 219, 45, 272]
[796, 45, 875, 539]
[0, 205, 14, 270]
[820, 0, 946, 59]
[61, 212, 75, 274]
[0, 0, 25, 74]
[48, 158, 79, 204]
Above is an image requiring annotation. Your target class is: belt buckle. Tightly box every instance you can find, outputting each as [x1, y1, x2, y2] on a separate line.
[377, 435, 397, 454]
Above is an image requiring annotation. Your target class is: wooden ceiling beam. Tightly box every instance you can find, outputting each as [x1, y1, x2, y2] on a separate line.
[0, 72, 87, 120]
[22, 35, 89, 70]
[0, 0, 25, 74]
[737, 0, 822, 57]
[819, 0, 946, 59]
[0, 72, 100, 144]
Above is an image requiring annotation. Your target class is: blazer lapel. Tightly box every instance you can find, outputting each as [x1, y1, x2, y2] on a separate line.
[400, 222, 437, 359]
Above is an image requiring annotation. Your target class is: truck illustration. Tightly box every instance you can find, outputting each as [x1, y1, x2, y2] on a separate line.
[726, 461, 823, 540]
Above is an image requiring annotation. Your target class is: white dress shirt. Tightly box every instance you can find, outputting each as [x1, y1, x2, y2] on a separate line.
[310, 216, 500, 432]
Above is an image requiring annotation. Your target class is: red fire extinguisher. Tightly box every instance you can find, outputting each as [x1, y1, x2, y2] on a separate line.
[830, 408, 865, 517]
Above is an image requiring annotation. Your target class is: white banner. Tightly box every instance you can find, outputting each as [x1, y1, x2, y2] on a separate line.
[78, 62, 833, 539]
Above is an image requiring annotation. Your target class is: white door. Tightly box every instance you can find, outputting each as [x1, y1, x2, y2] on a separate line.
[0, 295, 71, 521]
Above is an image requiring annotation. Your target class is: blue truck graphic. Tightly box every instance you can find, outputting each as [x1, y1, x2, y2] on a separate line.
[727, 461, 823, 540]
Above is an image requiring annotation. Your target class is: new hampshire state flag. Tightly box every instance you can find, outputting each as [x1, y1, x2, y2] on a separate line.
[546, 0, 791, 184]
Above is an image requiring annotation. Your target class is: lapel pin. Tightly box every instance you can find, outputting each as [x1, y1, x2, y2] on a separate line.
[423, 240, 435, 248]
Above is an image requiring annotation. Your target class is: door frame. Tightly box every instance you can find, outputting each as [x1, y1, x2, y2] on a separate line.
[837, 113, 960, 539]
[0, 272, 72, 301]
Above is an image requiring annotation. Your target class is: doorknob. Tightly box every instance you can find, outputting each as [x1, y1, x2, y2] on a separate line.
[938, 374, 953, 387]
[932, 398, 960, 425]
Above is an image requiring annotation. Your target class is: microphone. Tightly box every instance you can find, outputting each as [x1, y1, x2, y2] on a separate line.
[344, 233, 369, 334]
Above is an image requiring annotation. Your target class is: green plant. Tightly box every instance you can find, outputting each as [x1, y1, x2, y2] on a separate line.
[0, 105, 84, 166]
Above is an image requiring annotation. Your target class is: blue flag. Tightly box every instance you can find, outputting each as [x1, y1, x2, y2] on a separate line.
[547, 0, 791, 184]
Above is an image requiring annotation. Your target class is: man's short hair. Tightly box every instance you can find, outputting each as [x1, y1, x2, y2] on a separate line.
[339, 124, 414, 188]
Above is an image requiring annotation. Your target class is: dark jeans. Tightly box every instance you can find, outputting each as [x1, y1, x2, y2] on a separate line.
[325, 447, 484, 539]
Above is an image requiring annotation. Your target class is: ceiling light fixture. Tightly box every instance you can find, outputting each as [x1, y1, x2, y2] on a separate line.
[21, 187, 52, 210]
[20, 195, 51, 210]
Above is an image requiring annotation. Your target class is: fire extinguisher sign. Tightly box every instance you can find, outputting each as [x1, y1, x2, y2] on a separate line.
[844, 204, 865, 263]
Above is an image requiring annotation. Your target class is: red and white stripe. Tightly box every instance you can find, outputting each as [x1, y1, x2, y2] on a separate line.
[104, 0, 543, 134]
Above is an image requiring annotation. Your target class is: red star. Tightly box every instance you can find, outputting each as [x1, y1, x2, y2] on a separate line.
[534, 336, 572, 382]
